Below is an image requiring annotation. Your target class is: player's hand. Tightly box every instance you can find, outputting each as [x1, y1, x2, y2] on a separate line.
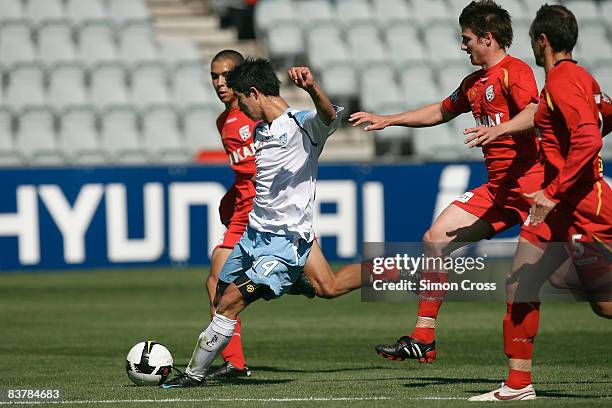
[463, 126, 502, 148]
[349, 111, 389, 131]
[288, 66, 315, 91]
[524, 190, 557, 226]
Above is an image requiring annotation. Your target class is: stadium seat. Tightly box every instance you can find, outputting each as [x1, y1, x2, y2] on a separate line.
[0, 0, 23, 21]
[142, 105, 191, 163]
[37, 21, 77, 64]
[118, 22, 159, 64]
[602, 2, 612, 29]
[48, 63, 88, 109]
[78, 21, 118, 65]
[360, 66, 403, 113]
[66, 0, 108, 24]
[161, 40, 201, 64]
[298, 0, 338, 30]
[448, 0, 528, 22]
[437, 64, 475, 100]
[307, 26, 351, 71]
[266, 24, 304, 67]
[385, 25, 427, 69]
[182, 106, 224, 152]
[0, 107, 23, 166]
[6, 63, 46, 109]
[16, 107, 66, 165]
[510, 21, 535, 65]
[100, 106, 148, 164]
[89, 62, 129, 107]
[24, 0, 64, 25]
[171, 62, 218, 108]
[254, 0, 297, 36]
[412, 123, 464, 161]
[412, 0, 454, 27]
[399, 64, 441, 109]
[594, 67, 612, 94]
[564, 0, 602, 24]
[130, 62, 170, 107]
[347, 25, 389, 70]
[373, 0, 415, 28]
[59, 107, 107, 164]
[575, 24, 612, 67]
[320, 63, 359, 102]
[107, 0, 151, 25]
[336, 0, 374, 29]
[524, 0, 560, 19]
[424, 25, 467, 68]
[0, 21, 37, 66]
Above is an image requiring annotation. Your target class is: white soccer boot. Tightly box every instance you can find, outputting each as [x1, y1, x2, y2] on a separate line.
[468, 383, 536, 401]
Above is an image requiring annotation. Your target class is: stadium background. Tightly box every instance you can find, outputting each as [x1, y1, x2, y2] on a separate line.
[0, 1, 611, 406]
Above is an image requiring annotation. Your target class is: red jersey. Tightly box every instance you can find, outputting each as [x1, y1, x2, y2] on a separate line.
[534, 60, 604, 203]
[442, 55, 542, 185]
[216, 106, 257, 176]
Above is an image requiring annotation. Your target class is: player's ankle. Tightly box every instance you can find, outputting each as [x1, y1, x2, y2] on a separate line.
[411, 327, 435, 344]
[506, 369, 532, 389]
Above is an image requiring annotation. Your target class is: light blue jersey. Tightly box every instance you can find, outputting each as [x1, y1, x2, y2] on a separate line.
[219, 105, 343, 298]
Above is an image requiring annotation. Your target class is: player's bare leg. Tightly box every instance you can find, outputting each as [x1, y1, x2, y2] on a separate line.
[376, 204, 493, 363]
[205, 247, 250, 378]
[302, 241, 362, 299]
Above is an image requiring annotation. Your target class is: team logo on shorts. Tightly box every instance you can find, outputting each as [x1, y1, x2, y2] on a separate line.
[239, 125, 251, 141]
[246, 284, 255, 293]
[485, 84, 495, 102]
[456, 192, 474, 203]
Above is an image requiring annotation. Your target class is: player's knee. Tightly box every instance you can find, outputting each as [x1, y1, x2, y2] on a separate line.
[315, 279, 338, 299]
[423, 229, 446, 257]
[590, 302, 612, 319]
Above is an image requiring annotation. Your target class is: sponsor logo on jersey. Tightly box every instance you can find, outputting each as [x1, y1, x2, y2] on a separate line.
[456, 191, 474, 203]
[239, 125, 251, 141]
[485, 84, 495, 102]
[451, 89, 460, 103]
[225, 117, 238, 124]
[229, 143, 256, 165]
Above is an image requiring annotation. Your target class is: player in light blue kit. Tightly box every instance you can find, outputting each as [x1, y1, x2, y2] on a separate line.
[162, 58, 343, 388]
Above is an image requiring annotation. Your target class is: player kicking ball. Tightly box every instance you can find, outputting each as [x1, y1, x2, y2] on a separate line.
[469, 4, 611, 401]
[161, 58, 343, 388]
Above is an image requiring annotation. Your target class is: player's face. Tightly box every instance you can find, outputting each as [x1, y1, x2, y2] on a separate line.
[235, 91, 262, 121]
[461, 28, 486, 66]
[210, 59, 237, 104]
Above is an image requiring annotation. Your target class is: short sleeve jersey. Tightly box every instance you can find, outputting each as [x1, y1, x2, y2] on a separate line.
[442, 55, 541, 184]
[248, 105, 344, 242]
[216, 106, 257, 176]
[534, 60, 604, 202]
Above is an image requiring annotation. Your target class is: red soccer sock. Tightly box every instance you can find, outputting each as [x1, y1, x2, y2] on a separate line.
[410, 272, 447, 343]
[220, 316, 246, 369]
[503, 302, 540, 388]
[506, 369, 532, 390]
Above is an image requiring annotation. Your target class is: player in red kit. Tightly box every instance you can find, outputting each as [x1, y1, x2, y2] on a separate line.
[204, 49, 255, 379]
[470, 5, 611, 401]
[350, 0, 543, 364]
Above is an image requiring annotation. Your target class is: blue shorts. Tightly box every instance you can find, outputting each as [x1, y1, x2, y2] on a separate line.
[218, 226, 313, 300]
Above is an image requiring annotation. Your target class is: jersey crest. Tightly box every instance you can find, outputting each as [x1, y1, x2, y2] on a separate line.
[486, 84, 495, 102]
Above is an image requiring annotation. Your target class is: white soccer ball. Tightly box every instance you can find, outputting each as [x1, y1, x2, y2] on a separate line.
[126, 341, 173, 386]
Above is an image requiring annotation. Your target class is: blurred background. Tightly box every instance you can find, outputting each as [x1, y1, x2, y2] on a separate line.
[0, 0, 610, 271]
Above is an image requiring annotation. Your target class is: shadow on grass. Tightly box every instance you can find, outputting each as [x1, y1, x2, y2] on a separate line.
[249, 365, 394, 374]
[206, 378, 294, 386]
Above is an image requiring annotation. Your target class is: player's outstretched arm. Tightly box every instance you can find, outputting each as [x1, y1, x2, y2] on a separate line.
[349, 102, 456, 131]
[288, 66, 336, 125]
[463, 102, 538, 147]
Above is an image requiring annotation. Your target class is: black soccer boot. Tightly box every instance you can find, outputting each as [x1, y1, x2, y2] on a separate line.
[375, 336, 437, 363]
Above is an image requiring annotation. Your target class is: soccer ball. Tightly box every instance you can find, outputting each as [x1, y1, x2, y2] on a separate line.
[125, 341, 173, 386]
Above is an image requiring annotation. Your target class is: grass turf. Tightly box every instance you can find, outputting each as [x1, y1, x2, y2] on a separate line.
[0, 267, 610, 407]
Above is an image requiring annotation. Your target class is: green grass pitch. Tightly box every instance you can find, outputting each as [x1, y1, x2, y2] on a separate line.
[0, 267, 610, 407]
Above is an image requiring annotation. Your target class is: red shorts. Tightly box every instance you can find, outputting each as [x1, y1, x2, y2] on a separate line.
[520, 181, 612, 294]
[452, 171, 543, 238]
[216, 178, 255, 250]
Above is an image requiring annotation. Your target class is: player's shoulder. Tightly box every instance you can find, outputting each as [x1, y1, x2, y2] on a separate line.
[546, 61, 589, 90]
[503, 55, 532, 71]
